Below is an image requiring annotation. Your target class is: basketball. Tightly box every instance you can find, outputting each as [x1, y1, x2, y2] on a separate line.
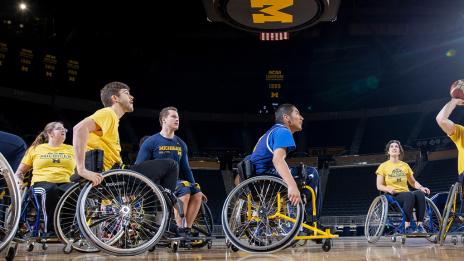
[450, 80, 464, 99]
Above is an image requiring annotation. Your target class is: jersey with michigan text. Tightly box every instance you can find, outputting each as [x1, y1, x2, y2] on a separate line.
[135, 133, 195, 183]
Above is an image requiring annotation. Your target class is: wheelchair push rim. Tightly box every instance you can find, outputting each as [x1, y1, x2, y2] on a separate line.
[365, 196, 387, 244]
[77, 169, 169, 256]
[0, 153, 21, 252]
[222, 176, 303, 253]
[54, 183, 99, 253]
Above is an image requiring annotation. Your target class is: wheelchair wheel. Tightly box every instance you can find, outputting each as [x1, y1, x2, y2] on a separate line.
[423, 197, 442, 243]
[365, 195, 387, 244]
[76, 169, 169, 256]
[438, 183, 460, 245]
[54, 183, 99, 253]
[0, 153, 21, 252]
[222, 176, 303, 253]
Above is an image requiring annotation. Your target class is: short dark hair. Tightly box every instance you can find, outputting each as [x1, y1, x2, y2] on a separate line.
[275, 103, 296, 124]
[385, 140, 404, 160]
[100, 82, 130, 107]
[159, 106, 178, 126]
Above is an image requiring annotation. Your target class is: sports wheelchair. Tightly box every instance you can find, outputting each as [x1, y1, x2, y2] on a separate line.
[75, 160, 214, 255]
[0, 153, 21, 261]
[364, 193, 442, 244]
[222, 160, 337, 253]
[438, 182, 464, 245]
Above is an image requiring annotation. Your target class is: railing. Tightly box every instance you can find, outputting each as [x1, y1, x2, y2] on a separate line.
[320, 215, 367, 226]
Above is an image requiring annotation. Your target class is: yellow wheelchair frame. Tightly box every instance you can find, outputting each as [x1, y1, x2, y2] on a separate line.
[246, 186, 337, 241]
[439, 182, 464, 245]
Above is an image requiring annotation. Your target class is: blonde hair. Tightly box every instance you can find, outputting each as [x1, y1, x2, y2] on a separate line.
[30, 122, 63, 148]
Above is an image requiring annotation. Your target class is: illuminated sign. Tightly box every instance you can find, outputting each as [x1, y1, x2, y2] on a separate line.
[203, 0, 340, 33]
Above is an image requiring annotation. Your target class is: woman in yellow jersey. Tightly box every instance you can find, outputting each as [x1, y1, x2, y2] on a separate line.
[376, 140, 430, 234]
[15, 122, 75, 233]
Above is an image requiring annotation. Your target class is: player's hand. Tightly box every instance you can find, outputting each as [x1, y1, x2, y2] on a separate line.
[451, 98, 464, 106]
[288, 184, 301, 206]
[78, 168, 103, 186]
[17, 179, 24, 190]
[388, 188, 397, 195]
[420, 186, 430, 195]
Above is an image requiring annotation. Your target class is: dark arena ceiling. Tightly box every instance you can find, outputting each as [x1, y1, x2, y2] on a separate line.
[1, 0, 464, 113]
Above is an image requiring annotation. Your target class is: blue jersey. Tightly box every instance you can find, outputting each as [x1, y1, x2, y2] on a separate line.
[135, 133, 195, 183]
[250, 124, 296, 174]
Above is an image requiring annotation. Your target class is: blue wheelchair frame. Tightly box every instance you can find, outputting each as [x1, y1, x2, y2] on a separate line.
[383, 194, 440, 236]
[18, 186, 49, 251]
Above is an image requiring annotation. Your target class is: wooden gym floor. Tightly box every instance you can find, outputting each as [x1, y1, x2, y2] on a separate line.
[9, 237, 464, 260]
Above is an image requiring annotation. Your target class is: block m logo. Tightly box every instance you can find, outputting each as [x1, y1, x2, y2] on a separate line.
[251, 0, 293, 24]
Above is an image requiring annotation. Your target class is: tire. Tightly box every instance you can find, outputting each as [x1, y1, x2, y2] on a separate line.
[423, 197, 442, 243]
[0, 154, 21, 253]
[76, 169, 169, 256]
[54, 183, 99, 253]
[222, 176, 303, 253]
[438, 183, 459, 245]
[364, 196, 388, 244]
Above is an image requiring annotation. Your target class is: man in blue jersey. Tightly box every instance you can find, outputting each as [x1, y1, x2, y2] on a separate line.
[136, 106, 206, 237]
[250, 103, 321, 222]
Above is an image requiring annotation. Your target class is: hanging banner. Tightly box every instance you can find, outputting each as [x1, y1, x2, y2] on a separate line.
[66, 59, 79, 82]
[0, 42, 7, 68]
[43, 54, 57, 79]
[19, 48, 33, 73]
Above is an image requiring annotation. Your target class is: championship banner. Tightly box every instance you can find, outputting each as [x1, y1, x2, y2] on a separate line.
[19, 48, 33, 73]
[66, 59, 79, 82]
[43, 54, 57, 79]
[260, 69, 284, 113]
[0, 42, 7, 68]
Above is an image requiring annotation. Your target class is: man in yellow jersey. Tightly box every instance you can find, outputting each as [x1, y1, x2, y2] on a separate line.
[436, 98, 464, 184]
[73, 81, 178, 190]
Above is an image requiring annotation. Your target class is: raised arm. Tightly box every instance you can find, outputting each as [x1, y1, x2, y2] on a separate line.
[436, 98, 464, 136]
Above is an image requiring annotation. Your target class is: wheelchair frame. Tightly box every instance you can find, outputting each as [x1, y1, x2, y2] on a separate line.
[438, 182, 464, 245]
[365, 194, 442, 244]
[223, 160, 338, 253]
[0, 153, 21, 260]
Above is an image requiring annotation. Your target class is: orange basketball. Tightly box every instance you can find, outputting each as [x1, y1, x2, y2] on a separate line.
[450, 80, 464, 99]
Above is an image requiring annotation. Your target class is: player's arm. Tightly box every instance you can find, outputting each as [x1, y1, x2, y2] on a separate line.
[272, 148, 301, 205]
[73, 118, 103, 186]
[436, 99, 464, 136]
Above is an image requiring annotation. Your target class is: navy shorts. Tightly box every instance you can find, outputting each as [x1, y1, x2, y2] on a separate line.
[175, 180, 201, 197]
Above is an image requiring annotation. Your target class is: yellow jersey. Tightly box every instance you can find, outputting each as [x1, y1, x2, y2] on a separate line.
[21, 143, 75, 185]
[86, 107, 122, 171]
[376, 160, 413, 193]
